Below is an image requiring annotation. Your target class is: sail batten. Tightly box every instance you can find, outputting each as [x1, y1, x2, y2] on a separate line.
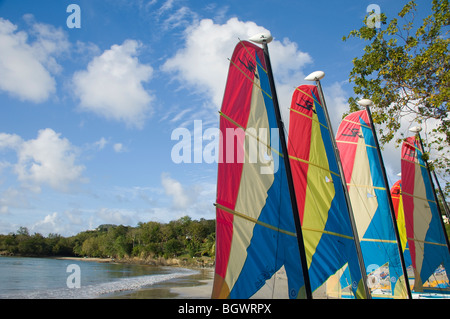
[214, 203, 297, 237]
[288, 155, 340, 177]
[301, 227, 355, 240]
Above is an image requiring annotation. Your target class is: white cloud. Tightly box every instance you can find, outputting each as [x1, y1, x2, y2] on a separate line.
[31, 211, 88, 236]
[0, 16, 70, 103]
[0, 129, 86, 192]
[161, 172, 191, 209]
[24, 14, 71, 74]
[64, 209, 84, 227]
[162, 17, 312, 120]
[96, 207, 135, 226]
[158, 172, 216, 222]
[323, 81, 351, 133]
[0, 132, 23, 150]
[158, 0, 176, 14]
[91, 137, 127, 153]
[162, 18, 268, 109]
[113, 143, 126, 153]
[94, 137, 108, 150]
[72, 39, 154, 129]
[31, 212, 60, 235]
[0, 187, 31, 215]
[161, 6, 198, 31]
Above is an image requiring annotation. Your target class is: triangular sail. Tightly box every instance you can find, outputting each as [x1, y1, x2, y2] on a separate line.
[212, 41, 306, 299]
[390, 180, 412, 269]
[287, 85, 366, 299]
[401, 136, 450, 293]
[336, 110, 409, 298]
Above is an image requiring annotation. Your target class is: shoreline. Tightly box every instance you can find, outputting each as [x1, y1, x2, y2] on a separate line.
[2, 255, 215, 299]
[56, 256, 215, 299]
[104, 268, 214, 299]
[54, 255, 214, 268]
[164, 268, 214, 299]
[170, 274, 213, 299]
[55, 256, 115, 263]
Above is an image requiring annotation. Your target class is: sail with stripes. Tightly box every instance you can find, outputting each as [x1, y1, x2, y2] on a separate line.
[401, 136, 450, 293]
[287, 85, 366, 299]
[335, 110, 409, 298]
[390, 179, 412, 269]
[212, 40, 306, 299]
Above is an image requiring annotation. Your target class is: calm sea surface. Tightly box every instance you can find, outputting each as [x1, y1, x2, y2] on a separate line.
[0, 256, 196, 298]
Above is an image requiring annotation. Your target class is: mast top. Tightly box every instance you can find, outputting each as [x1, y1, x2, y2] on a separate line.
[305, 71, 325, 81]
[357, 99, 373, 107]
[249, 32, 273, 44]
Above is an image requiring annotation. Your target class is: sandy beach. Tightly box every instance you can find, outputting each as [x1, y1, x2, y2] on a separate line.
[164, 268, 214, 299]
[56, 256, 215, 299]
[55, 256, 115, 263]
[104, 268, 214, 299]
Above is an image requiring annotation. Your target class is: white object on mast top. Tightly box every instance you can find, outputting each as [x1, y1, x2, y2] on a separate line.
[357, 99, 373, 107]
[409, 126, 422, 133]
[249, 32, 273, 44]
[305, 71, 325, 81]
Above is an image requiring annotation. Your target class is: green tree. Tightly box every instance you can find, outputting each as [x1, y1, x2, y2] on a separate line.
[343, 0, 450, 192]
[203, 233, 216, 257]
[81, 236, 102, 257]
[72, 231, 94, 256]
[48, 233, 74, 256]
[113, 235, 132, 258]
[0, 234, 18, 254]
[139, 221, 162, 244]
[17, 233, 50, 256]
[0, 218, 216, 259]
[164, 238, 183, 257]
[16, 227, 30, 237]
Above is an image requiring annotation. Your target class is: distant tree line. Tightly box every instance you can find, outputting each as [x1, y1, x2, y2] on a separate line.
[0, 216, 216, 260]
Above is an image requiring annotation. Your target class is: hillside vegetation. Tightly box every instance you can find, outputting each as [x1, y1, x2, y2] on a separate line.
[0, 216, 215, 264]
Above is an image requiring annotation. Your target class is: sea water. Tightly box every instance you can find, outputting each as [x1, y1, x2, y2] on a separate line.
[0, 256, 197, 299]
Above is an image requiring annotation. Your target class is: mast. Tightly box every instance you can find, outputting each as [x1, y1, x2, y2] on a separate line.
[250, 33, 312, 299]
[431, 169, 450, 221]
[358, 99, 412, 299]
[305, 71, 371, 299]
[409, 127, 450, 254]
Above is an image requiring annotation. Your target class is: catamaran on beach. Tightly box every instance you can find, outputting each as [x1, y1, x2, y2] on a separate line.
[211, 33, 450, 300]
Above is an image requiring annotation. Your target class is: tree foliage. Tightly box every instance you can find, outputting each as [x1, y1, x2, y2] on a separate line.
[0, 217, 216, 260]
[343, 0, 450, 192]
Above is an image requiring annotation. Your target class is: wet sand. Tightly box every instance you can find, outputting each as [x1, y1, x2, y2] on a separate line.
[105, 268, 214, 299]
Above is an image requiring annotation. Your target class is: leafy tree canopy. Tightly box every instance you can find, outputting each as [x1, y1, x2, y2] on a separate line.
[343, 0, 449, 193]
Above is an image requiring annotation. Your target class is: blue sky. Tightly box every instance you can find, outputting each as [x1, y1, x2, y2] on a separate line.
[0, 0, 435, 236]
